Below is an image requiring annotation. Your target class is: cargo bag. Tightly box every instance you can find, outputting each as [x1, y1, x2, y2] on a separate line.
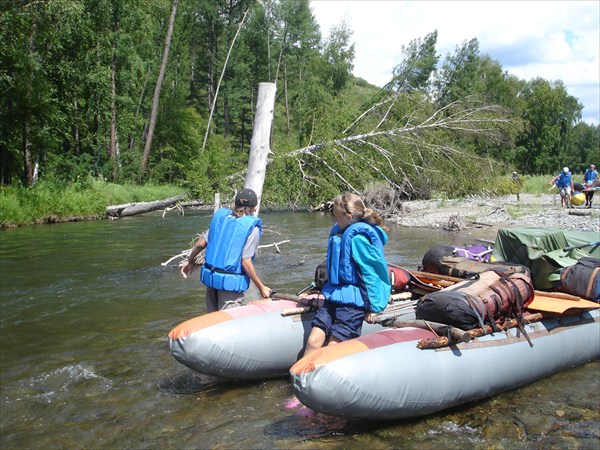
[560, 257, 600, 301]
[415, 270, 534, 332]
[421, 245, 455, 273]
[388, 265, 410, 292]
[453, 244, 493, 261]
[421, 244, 493, 274]
[435, 256, 530, 279]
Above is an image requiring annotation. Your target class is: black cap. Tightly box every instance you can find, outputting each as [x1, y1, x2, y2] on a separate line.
[235, 188, 258, 207]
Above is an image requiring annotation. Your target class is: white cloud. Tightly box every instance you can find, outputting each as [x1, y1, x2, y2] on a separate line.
[311, 0, 600, 124]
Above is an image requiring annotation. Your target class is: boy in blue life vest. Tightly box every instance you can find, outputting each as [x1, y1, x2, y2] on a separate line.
[583, 163, 598, 208]
[180, 188, 271, 312]
[302, 193, 391, 358]
[550, 167, 574, 208]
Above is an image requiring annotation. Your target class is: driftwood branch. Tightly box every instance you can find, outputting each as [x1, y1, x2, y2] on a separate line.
[258, 240, 291, 253]
[161, 239, 291, 267]
[106, 195, 186, 218]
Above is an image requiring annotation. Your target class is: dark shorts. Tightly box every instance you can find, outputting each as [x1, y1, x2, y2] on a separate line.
[206, 287, 244, 313]
[312, 300, 365, 342]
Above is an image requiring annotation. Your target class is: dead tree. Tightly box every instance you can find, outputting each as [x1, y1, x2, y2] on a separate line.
[286, 95, 515, 197]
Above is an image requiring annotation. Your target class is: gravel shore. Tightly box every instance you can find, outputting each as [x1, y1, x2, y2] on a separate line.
[389, 193, 600, 237]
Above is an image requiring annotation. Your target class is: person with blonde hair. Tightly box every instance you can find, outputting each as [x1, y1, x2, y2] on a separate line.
[303, 193, 391, 357]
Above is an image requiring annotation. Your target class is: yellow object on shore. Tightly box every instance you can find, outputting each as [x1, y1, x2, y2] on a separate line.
[572, 192, 585, 206]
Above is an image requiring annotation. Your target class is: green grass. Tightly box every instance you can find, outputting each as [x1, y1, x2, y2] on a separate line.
[487, 174, 564, 196]
[0, 173, 569, 228]
[1, 177, 184, 227]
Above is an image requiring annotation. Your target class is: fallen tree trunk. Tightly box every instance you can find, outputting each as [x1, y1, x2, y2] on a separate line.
[568, 209, 592, 216]
[106, 194, 186, 218]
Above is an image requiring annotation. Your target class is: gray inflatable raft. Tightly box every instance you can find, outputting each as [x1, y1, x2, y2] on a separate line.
[169, 296, 416, 380]
[290, 308, 600, 419]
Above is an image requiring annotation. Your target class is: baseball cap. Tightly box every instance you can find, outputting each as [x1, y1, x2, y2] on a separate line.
[235, 188, 258, 207]
[563, 167, 569, 173]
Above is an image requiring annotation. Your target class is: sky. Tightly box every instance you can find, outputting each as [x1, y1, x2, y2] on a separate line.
[310, 0, 600, 125]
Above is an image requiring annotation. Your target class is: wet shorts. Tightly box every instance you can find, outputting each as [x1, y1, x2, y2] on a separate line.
[312, 300, 365, 341]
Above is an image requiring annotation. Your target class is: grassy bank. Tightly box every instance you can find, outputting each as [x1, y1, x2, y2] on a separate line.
[1, 178, 184, 227]
[0, 174, 562, 228]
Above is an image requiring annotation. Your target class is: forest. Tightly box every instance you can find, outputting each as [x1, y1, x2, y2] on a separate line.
[1, 0, 599, 208]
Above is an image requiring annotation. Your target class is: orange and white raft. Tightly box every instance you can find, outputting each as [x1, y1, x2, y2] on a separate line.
[289, 292, 599, 420]
[167, 267, 449, 380]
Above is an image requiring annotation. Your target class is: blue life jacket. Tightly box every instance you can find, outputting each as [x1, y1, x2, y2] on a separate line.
[584, 169, 598, 184]
[555, 172, 572, 188]
[200, 208, 262, 292]
[321, 222, 385, 308]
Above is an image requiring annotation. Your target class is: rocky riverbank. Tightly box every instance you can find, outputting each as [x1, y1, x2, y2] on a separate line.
[389, 193, 600, 239]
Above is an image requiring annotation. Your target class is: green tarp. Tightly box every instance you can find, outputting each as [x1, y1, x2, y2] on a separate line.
[492, 228, 600, 290]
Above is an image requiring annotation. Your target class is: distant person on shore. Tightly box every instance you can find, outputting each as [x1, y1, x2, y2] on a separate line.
[511, 171, 521, 201]
[583, 164, 598, 208]
[550, 167, 574, 208]
[180, 188, 271, 312]
[302, 193, 391, 358]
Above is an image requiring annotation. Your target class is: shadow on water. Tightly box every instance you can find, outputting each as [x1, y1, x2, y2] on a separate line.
[157, 371, 258, 396]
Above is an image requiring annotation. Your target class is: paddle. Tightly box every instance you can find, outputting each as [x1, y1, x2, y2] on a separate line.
[562, 241, 600, 252]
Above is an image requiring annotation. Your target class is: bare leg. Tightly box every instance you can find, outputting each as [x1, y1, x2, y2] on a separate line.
[326, 336, 341, 346]
[303, 327, 327, 358]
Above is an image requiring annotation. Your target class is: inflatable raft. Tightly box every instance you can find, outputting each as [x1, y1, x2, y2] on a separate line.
[290, 294, 600, 420]
[168, 269, 449, 380]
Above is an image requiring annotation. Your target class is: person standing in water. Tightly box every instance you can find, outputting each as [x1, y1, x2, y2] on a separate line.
[180, 188, 271, 312]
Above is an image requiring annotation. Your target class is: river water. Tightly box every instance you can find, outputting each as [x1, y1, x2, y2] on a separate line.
[1, 211, 598, 449]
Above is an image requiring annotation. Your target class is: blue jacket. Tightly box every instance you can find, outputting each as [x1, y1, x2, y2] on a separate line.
[555, 171, 572, 188]
[200, 208, 262, 292]
[584, 169, 598, 184]
[321, 222, 390, 312]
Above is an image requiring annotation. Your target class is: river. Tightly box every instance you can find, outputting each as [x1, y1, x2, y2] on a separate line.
[1, 211, 598, 449]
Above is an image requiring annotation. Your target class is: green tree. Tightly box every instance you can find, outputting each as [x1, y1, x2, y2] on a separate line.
[321, 20, 355, 95]
[567, 122, 600, 173]
[516, 78, 582, 174]
[434, 37, 480, 106]
[390, 30, 439, 93]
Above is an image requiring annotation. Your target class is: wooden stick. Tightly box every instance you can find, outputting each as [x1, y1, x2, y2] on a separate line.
[257, 240, 291, 250]
[271, 292, 323, 309]
[534, 290, 586, 301]
[390, 292, 412, 301]
[281, 307, 311, 316]
[374, 318, 472, 343]
[408, 269, 463, 284]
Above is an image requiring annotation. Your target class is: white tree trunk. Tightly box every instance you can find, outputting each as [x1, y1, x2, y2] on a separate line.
[141, 0, 179, 171]
[244, 82, 276, 216]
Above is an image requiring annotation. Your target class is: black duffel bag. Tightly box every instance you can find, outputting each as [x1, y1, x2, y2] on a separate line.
[560, 257, 600, 300]
[415, 291, 482, 330]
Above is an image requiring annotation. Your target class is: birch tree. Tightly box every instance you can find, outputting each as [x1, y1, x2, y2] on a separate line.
[287, 95, 516, 198]
[141, 0, 179, 171]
